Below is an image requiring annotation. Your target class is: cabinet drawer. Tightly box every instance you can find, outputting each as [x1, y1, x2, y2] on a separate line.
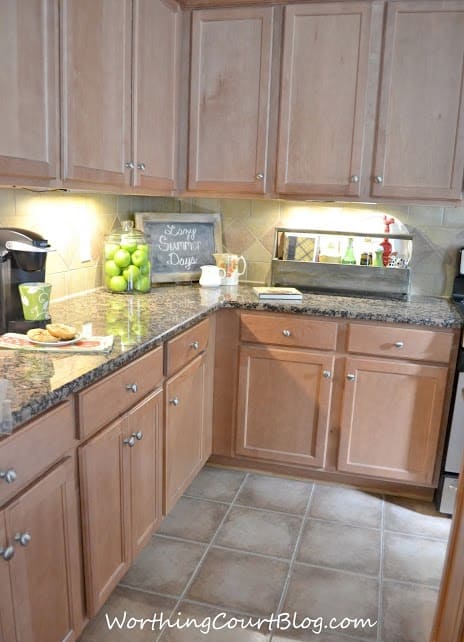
[78, 346, 164, 439]
[240, 312, 337, 351]
[347, 323, 454, 363]
[165, 318, 209, 378]
[0, 399, 76, 506]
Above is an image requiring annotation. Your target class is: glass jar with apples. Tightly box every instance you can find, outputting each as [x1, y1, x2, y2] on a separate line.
[103, 221, 151, 293]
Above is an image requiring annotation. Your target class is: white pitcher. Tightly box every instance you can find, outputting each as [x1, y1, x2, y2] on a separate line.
[199, 265, 225, 288]
[213, 253, 247, 285]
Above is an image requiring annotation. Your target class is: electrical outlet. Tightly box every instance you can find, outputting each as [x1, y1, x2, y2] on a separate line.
[80, 237, 92, 263]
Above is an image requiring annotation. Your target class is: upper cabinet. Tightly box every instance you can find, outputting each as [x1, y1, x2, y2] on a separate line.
[276, 2, 372, 198]
[188, 7, 274, 194]
[0, 0, 60, 186]
[372, 1, 464, 201]
[61, 0, 180, 191]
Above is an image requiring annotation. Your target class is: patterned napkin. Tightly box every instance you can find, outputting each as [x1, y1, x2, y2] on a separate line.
[0, 333, 114, 354]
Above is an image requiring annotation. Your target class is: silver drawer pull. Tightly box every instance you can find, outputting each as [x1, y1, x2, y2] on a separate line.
[125, 383, 138, 393]
[282, 329, 292, 337]
[14, 532, 31, 547]
[394, 341, 404, 349]
[170, 397, 180, 406]
[191, 341, 199, 350]
[322, 370, 331, 379]
[132, 431, 143, 441]
[123, 436, 136, 447]
[346, 373, 356, 381]
[0, 469, 17, 484]
[0, 546, 14, 561]
[448, 485, 458, 492]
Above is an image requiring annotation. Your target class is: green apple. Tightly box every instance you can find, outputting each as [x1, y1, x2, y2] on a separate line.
[109, 275, 128, 292]
[104, 243, 120, 260]
[139, 262, 150, 275]
[135, 275, 151, 292]
[123, 264, 140, 283]
[136, 243, 149, 254]
[113, 248, 131, 268]
[131, 249, 149, 267]
[120, 237, 138, 253]
[105, 260, 121, 277]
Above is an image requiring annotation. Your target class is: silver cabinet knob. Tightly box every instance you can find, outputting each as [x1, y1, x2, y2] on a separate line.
[282, 329, 292, 337]
[394, 341, 404, 349]
[169, 397, 180, 406]
[191, 341, 199, 350]
[350, 175, 359, 183]
[322, 370, 332, 379]
[137, 162, 146, 171]
[346, 373, 356, 381]
[123, 436, 136, 447]
[132, 431, 143, 441]
[374, 175, 383, 184]
[14, 532, 31, 547]
[0, 546, 14, 561]
[0, 469, 17, 484]
[256, 172, 264, 180]
[125, 161, 135, 169]
[126, 383, 138, 393]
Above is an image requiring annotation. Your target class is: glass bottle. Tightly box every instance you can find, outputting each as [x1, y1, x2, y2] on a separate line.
[103, 221, 151, 293]
[341, 237, 357, 265]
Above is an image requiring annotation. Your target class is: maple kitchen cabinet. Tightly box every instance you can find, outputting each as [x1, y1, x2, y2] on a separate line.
[61, 0, 180, 191]
[371, 1, 464, 201]
[276, 2, 373, 198]
[188, 6, 275, 194]
[0, 0, 60, 187]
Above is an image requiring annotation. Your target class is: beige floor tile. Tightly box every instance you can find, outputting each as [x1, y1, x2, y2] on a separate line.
[216, 506, 302, 558]
[297, 520, 381, 576]
[383, 532, 447, 587]
[309, 484, 382, 528]
[120, 536, 206, 596]
[382, 580, 439, 642]
[159, 601, 271, 641]
[236, 474, 312, 515]
[384, 497, 451, 540]
[158, 497, 229, 542]
[186, 547, 289, 615]
[282, 564, 379, 641]
[78, 586, 176, 642]
[184, 466, 246, 502]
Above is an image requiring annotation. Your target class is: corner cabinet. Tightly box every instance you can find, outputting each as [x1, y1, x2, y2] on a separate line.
[188, 7, 274, 194]
[276, 2, 372, 198]
[0, 0, 60, 186]
[372, 1, 464, 201]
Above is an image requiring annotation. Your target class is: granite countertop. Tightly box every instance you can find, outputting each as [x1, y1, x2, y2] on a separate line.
[1, 284, 463, 433]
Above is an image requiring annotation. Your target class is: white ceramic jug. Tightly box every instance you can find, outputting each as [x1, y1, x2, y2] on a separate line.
[213, 253, 247, 285]
[199, 265, 225, 288]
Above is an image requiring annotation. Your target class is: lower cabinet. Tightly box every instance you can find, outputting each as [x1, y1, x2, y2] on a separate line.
[337, 357, 448, 484]
[79, 387, 163, 616]
[235, 345, 334, 468]
[164, 353, 207, 513]
[0, 457, 83, 642]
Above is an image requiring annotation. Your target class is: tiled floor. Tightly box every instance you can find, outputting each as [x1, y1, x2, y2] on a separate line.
[79, 466, 451, 642]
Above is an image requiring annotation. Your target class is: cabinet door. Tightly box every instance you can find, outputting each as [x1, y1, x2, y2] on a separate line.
[61, 0, 132, 187]
[338, 357, 448, 483]
[0, 517, 16, 642]
[5, 457, 83, 642]
[0, 0, 59, 185]
[128, 388, 163, 559]
[236, 346, 334, 468]
[79, 417, 131, 617]
[132, 0, 180, 192]
[277, 2, 371, 197]
[372, 1, 464, 200]
[189, 7, 273, 194]
[165, 354, 206, 513]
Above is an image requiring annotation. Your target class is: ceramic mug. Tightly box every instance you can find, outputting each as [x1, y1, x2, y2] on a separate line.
[18, 282, 52, 320]
[199, 265, 225, 288]
[213, 254, 247, 285]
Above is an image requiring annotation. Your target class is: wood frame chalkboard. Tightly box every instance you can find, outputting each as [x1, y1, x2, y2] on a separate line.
[135, 212, 223, 283]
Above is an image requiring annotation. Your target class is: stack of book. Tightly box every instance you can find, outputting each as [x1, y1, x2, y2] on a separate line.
[253, 287, 303, 300]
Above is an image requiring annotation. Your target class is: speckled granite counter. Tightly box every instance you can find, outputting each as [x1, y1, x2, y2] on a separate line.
[1, 285, 462, 432]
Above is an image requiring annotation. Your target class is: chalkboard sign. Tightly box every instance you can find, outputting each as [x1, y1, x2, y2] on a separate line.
[134, 212, 223, 283]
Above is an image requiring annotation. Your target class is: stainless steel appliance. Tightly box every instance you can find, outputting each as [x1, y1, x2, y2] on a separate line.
[0, 228, 53, 333]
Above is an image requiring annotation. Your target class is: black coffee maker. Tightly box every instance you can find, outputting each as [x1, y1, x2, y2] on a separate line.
[0, 228, 53, 333]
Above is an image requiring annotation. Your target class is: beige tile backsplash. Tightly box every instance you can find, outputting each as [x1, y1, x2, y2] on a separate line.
[0, 188, 463, 299]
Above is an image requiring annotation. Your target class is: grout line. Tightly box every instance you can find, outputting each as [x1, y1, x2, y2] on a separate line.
[382, 526, 451, 543]
[381, 577, 443, 591]
[287, 559, 381, 582]
[181, 492, 238, 506]
[377, 495, 386, 642]
[183, 494, 307, 518]
[153, 532, 213, 546]
[210, 543, 295, 563]
[117, 583, 182, 602]
[155, 471, 250, 642]
[304, 513, 382, 532]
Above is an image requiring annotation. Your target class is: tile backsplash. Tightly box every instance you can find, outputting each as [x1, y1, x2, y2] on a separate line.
[0, 188, 463, 299]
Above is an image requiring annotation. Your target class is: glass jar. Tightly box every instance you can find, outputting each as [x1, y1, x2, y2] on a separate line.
[103, 221, 151, 293]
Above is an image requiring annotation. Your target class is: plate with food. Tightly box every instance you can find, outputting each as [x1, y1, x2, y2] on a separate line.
[26, 324, 81, 346]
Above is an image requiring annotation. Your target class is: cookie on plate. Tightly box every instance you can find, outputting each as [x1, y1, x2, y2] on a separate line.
[46, 323, 77, 341]
[27, 328, 60, 343]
